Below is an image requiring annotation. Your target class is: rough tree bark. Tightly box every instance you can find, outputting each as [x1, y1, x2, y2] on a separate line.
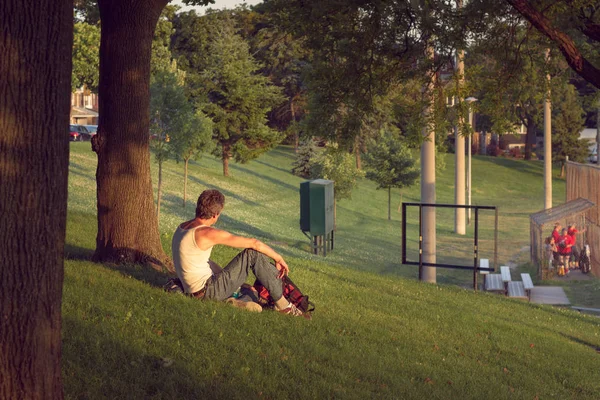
[157, 160, 163, 222]
[0, 1, 72, 398]
[93, 0, 171, 270]
[354, 135, 362, 170]
[505, 0, 600, 89]
[222, 144, 231, 177]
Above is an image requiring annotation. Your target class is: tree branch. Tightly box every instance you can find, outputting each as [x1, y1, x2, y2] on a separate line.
[505, 0, 600, 89]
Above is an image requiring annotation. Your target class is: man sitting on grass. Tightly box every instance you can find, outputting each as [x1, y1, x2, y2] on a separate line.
[172, 189, 309, 319]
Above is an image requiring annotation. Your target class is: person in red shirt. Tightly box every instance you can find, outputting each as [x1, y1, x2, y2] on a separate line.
[557, 228, 574, 274]
[567, 223, 585, 269]
[551, 222, 562, 265]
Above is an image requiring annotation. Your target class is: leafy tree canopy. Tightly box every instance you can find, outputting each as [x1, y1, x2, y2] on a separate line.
[311, 144, 365, 202]
[363, 130, 419, 191]
[72, 22, 100, 92]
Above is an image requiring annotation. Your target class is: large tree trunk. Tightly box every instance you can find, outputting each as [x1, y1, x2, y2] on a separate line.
[0, 1, 71, 398]
[93, 0, 170, 270]
[524, 121, 536, 160]
[354, 135, 362, 170]
[222, 144, 230, 177]
[156, 160, 163, 223]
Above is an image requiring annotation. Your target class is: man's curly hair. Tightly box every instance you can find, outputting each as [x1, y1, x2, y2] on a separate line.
[196, 190, 225, 219]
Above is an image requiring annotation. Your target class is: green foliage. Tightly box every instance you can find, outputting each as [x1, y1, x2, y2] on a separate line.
[74, 0, 100, 24]
[151, 6, 180, 77]
[363, 131, 419, 191]
[198, 16, 284, 170]
[72, 22, 100, 92]
[311, 144, 364, 201]
[242, 5, 310, 134]
[552, 83, 589, 164]
[149, 71, 192, 164]
[170, 110, 214, 164]
[291, 139, 319, 178]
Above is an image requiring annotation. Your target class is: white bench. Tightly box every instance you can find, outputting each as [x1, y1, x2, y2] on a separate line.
[479, 258, 490, 273]
[507, 281, 528, 300]
[521, 273, 534, 300]
[485, 274, 504, 292]
[500, 266, 512, 284]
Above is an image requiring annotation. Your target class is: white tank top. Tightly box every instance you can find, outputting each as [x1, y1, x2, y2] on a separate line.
[172, 225, 213, 293]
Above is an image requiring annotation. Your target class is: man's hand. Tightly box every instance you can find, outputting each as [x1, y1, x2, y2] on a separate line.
[275, 258, 289, 278]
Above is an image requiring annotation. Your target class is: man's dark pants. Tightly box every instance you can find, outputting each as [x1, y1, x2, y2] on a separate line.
[204, 249, 283, 302]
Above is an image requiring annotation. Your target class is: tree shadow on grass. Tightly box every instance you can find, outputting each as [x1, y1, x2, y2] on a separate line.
[180, 173, 261, 207]
[218, 214, 276, 241]
[62, 316, 247, 399]
[64, 244, 95, 261]
[476, 156, 563, 181]
[269, 146, 296, 160]
[229, 163, 299, 192]
[253, 159, 294, 175]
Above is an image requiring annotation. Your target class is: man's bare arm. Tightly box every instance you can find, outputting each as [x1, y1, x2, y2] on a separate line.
[199, 228, 289, 276]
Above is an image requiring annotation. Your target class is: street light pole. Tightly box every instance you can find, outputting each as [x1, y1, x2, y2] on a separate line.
[466, 97, 477, 224]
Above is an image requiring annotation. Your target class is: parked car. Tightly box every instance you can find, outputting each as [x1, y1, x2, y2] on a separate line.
[84, 125, 98, 136]
[69, 124, 92, 141]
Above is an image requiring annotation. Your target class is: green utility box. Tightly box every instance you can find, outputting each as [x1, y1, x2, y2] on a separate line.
[300, 179, 334, 255]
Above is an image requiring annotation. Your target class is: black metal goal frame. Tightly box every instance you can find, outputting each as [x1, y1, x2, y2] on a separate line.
[401, 202, 499, 290]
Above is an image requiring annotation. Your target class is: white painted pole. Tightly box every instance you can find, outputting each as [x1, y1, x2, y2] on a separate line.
[421, 44, 436, 284]
[544, 49, 552, 210]
[465, 97, 477, 225]
[467, 109, 472, 224]
[454, 0, 466, 235]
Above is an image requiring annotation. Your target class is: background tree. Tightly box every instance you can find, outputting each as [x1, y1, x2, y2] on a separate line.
[469, 28, 560, 160]
[311, 144, 365, 228]
[291, 138, 319, 178]
[72, 22, 100, 92]
[552, 82, 589, 176]
[149, 70, 192, 222]
[504, 0, 600, 89]
[170, 109, 214, 208]
[199, 16, 283, 176]
[245, 4, 310, 151]
[0, 1, 72, 398]
[363, 131, 419, 220]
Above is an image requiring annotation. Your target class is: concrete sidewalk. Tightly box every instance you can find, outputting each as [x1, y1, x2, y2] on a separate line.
[530, 286, 570, 305]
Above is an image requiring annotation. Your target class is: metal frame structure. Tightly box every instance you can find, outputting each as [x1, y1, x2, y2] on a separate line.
[401, 202, 499, 290]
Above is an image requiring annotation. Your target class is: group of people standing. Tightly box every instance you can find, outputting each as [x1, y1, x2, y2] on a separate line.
[546, 222, 584, 276]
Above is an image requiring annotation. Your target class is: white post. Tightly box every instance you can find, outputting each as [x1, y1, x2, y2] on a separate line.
[454, 0, 466, 235]
[465, 97, 477, 224]
[421, 44, 436, 284]
[467, 110, 472, 224]
[544, 49, 552, 210]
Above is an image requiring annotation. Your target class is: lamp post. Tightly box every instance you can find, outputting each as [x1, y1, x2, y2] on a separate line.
[465, 97, 477, 224]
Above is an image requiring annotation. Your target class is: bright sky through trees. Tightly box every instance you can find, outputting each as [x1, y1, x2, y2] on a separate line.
[175, 0, 262, 13]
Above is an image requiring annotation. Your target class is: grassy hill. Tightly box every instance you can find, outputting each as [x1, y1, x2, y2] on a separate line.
[63, 143, 600, 399]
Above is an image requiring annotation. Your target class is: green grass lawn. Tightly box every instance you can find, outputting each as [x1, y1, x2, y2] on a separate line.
[63, 143, 600, 399]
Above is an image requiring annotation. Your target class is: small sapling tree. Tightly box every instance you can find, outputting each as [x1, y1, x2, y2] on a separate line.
[291, 138, 320, 178]
[150, 70, 191, 222]
[311, 143, 365, 228]
[170, 109, 214, 208]
[363, 131, 419, 220]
